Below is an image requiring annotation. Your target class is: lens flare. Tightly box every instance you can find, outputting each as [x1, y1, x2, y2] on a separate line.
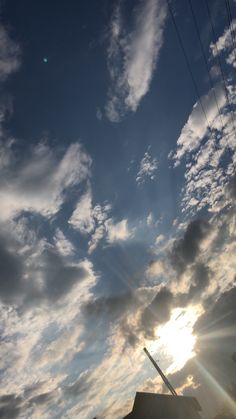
[149, 306, 202, 373]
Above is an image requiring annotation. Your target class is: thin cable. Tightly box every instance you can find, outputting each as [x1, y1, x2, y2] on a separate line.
[225, 0, 236, 62]
[204, 0, 236, 143]
[227, 0, 236, 47]
[166, 0, 218, 144]
[189, 0, 236, 171]
[226, 0, 236, 53]
[225, 0, 236, 45]
[224, 0, 236, 169]
[188, 0, 225, 133]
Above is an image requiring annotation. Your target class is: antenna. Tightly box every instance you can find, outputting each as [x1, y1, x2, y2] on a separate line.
[143, 347, 178, 396]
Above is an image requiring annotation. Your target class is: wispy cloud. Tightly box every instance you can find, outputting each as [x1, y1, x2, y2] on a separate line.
[106, 218, 130, 242]
[54, 228, 75, 256]
[210, 19, 236, 68]
[105, 0, 167, 122]
[136, 149, 158, 184]
[172, 86, 226, 165]
[0, 25, 20, 80]
[69, 187, 131, 252]
[0, 140, 92, 221]
[69, 189, 95, 234]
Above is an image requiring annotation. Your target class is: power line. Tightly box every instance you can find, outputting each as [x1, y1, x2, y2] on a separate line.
[225, 0, 236, 62]
[225, 0, 236, 50]
[166, 0, 216, 138]
[224, 0, 236, 169]
[187, 0, 225, 133]
[204, 0, 236, 143]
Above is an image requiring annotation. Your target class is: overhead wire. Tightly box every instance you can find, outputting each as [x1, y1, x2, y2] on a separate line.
[188, 0, 235, 170]
[224, 0, 236, 169]
[187, 0, 225, 133]
[165, 0, 222, 153]
[204, 0, 236, 142]
[225, 0, 236, 62]
[166, 0, 212, 130]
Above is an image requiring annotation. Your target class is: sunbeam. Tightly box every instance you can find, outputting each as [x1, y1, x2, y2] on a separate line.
[194, 358, 236, 416]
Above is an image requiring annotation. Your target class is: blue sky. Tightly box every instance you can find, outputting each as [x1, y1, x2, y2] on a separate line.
[0, 0, 236, 418]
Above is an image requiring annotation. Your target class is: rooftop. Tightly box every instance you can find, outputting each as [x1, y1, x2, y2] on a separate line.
[123, 392, 202, 419]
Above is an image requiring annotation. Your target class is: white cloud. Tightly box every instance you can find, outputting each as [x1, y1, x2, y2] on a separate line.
[0, 25, 20, 81]
[88, 218, 131, 253]
[69, 188, 112, 235]
[69, 189, 94, 234]
[174, 88, 235, 215]
[0, 252, 97, 415]
[0, 141, 91, 221]
[106, 218, 130, 242]
[145, 259, 164, 278]
[209, 19, 236, 70]
[210, 19, 236, 62]
[54, 229, 74, 256]
[105, 0, 167, 121]
[0, 213, 98, 415]
[147, 212, 154, 226]
[155, 233, 165, 246]
[69, 188, 131, 251]
[173, 86, 226, 165]
[136, 150, 158, 184]
[170, 20, 236, 216]
[69, 189, 113, 252]
[88, 224, 106, 254]
[87, 204, 112, 252]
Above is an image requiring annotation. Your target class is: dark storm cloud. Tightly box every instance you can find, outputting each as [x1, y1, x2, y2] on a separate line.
[0, 394, 22, 419]
[84, 214, 226, 357]
[23, 247, 91, 309]
[84, 288, 148, 348]
[64, 381, 88, 397]
[126, 220, 213, 342]
[35, 248, 88, 302]
[0, 234, 24, 303]
[227, 173, 236, 201]
[0, 373, 93, 418]
[119, 287, 176, 348]
[28, 390, 55, 406]
[83, 240, 153, 317]
[63, 372, 92, 398]
[189, 263, 211, 299]
[178, 263, 212, 307]
[83, 291, 142, 351]
[194, 286, 236, 338]
[84, 291, 136, 320]
[85, 219, 215, 349]
[120, 318, 141, 348]
[139, 287, 174, 339]
[0, 388, 57, 418]
[170, 219, 211, 273]
[0, 228, 90, 307]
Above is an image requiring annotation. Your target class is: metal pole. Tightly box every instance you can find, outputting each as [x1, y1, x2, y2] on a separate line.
[143, 347, 178, 396]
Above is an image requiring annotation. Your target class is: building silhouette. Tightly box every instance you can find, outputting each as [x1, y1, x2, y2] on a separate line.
[123, 391, 202, 419]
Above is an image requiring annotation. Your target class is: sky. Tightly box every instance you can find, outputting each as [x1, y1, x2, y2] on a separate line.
[0, 0, 235, 418]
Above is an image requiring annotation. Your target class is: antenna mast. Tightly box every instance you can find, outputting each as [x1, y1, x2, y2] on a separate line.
[143, 347, 178, 396]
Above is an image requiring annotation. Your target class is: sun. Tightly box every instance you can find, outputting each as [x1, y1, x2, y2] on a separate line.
[149, 306, 202, 373]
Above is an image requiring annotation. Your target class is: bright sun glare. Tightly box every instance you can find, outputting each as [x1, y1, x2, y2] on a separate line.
[149, 306, 202, 373]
